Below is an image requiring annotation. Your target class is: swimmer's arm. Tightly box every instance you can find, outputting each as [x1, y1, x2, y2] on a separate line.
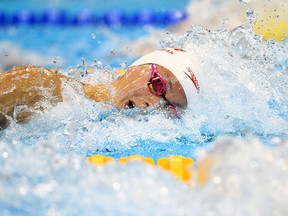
[83, 84, 111, 102]
[0, 66, 66, 123]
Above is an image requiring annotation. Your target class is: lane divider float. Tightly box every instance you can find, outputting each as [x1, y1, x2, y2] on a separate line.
[0, 9, 187, 27]
[87, 155, 197, 183]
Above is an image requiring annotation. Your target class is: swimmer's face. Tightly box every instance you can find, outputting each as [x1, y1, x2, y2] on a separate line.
[110, 64, 187, 109]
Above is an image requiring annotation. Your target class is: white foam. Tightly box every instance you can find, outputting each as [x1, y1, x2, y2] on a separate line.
[0, 14, 288, 215]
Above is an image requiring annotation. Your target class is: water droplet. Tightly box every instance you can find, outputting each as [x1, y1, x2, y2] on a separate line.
[119, 62, 126, 69]
[81, 57, 85, 66]
[2, 151, 8, 158]
[213, 176, 222, 184]
[91, 33, 96, 39]
[96, 61, 103, 68]
[113, 182, 121, 190]
[110, 49, 116, 55]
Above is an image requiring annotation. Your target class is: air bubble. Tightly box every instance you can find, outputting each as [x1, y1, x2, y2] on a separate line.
[91, 33, 96, 39]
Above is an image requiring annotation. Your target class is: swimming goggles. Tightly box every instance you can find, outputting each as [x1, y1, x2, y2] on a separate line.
[147, 64, 178, 117]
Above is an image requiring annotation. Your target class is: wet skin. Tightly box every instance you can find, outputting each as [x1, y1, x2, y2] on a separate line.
[0, 66, 68, 124]
[112, 64, 187, 109]
[0, 64, 187, 127]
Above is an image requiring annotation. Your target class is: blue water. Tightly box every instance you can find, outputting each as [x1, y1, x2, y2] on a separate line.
[0, 26, 146, 68]
[0, 0, 189, 70]
[1, 0, 288, 215]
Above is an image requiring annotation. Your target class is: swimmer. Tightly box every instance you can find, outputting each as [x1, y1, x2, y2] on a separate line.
[0, 48, 202, 130]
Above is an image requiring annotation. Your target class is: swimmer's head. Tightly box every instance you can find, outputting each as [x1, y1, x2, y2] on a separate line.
[110, 48, 202, 112]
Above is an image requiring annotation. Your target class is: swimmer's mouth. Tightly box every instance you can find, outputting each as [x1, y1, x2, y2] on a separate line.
[125, 100, 136, 109]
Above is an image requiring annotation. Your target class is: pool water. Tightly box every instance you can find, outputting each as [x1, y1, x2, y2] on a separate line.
[1, 0, 288, 215]
[0, 0, 189, 70]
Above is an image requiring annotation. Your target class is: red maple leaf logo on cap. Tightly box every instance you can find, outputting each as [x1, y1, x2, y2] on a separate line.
[183, 67, 200, 93]
[173, 48, 187, 52]
[161, 48, 175, 55]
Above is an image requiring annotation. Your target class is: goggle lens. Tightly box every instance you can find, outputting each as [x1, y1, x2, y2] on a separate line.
[148, 77, 165, 95]
[147, 64, 179, 117]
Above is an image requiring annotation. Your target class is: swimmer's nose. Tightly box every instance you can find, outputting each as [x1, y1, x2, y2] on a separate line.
[124, 98, 159, 109]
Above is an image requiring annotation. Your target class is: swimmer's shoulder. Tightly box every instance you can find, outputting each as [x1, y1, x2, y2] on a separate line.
[4, 65, 58, 76]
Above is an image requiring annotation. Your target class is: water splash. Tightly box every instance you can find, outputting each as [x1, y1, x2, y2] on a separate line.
[0, 16, 288, 215]
[160, 23, 288, 136]
[190, 137, 288, 216]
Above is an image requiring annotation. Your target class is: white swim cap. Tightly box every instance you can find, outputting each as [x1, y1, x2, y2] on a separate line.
[130, 47, 203, 108]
